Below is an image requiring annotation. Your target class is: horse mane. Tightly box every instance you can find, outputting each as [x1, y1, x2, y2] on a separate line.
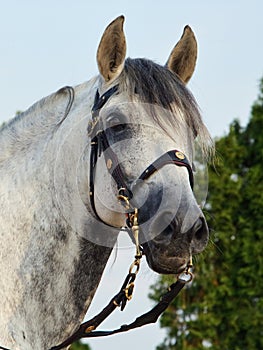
[0, 86, 75, 163]
[118, 58, 214, 159]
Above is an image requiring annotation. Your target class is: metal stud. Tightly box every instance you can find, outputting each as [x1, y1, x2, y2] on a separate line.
[106, 158, 113, 169]
[175, 151, 185, 160]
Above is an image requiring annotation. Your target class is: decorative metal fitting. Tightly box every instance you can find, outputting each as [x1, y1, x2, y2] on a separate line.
[106, 158, 113, 169]
[175, 151, 185, 160]
[87, 117, 99, 136]
[124, 282, 135, 300]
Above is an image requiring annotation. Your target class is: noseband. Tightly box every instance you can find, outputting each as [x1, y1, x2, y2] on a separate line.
[88, 85, 194, 228]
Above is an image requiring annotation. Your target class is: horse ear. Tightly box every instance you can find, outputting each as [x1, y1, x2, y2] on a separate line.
[166, 26, 197, 84]
[97, 15, 126, 82]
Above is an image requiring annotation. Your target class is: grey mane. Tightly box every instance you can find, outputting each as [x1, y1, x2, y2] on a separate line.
[119, 58, 214, 158]
[0, 87, 74, 162]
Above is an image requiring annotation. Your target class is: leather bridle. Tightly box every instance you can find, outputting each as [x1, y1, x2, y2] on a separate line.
[0, 85, 195, 350]
[88, 84, 194, 228]
[46, 86, 195, 349]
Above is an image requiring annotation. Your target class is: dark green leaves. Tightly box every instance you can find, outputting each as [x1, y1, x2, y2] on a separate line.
[149, 77, 263, 350]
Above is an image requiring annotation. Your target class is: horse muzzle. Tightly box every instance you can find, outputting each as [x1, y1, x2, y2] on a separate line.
[130, 168, 209, 274]
[140, 213, 209, 274]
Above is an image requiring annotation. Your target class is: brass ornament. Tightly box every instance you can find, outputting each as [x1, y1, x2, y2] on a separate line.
[106, 158, 113, 169]
[175, 151, 185, 160]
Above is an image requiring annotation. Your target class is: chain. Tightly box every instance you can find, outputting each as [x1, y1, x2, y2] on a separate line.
[117, 190, 143, 302]
[122, 207, 143, 301]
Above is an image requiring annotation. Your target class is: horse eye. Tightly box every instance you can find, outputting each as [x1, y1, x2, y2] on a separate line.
[107, 116, 121, 127]
[106, 115, 126, 133]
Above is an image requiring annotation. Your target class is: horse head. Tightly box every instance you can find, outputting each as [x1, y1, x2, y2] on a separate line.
[89, 16, 213, 274]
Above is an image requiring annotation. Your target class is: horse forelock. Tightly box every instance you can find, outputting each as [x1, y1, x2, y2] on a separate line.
[117, 58, 214, 159]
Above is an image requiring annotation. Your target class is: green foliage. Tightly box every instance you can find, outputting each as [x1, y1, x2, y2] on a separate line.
[149, 78, 263, 350]
[70, 340, 91, 350]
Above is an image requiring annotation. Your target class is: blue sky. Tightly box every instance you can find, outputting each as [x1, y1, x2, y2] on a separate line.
[0, 1, 262, 349]
[1, 0, 262, 137]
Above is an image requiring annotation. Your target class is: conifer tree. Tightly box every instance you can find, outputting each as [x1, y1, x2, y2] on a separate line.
[70, 340, 91, 350]
[149, 78, 263, 350]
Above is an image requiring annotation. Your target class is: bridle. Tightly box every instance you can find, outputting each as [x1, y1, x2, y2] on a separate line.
[88, 84, 194, 228]
[47, 85, 195, 350]
[47, 85, 195, 349]
[0, 85, 195, 350]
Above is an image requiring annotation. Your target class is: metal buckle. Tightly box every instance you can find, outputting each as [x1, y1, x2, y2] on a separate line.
[87, 117, 99, 136]
[124, 282, 135, 301]
[177, 256, 194, 284]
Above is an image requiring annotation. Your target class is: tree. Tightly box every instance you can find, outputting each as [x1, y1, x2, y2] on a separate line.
[70, 340, 91, 350]
[149, 78, 263, 350]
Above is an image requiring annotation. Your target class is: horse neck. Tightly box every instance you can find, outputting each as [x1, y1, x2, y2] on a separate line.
[0, 78, 114, 350]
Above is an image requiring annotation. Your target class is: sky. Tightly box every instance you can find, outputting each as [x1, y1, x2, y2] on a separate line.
[0, 1, 263, 349]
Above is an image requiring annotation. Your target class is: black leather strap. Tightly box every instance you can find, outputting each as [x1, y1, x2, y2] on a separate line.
[92, 85, 119, 116]
[138, 150, 194, 189]
[89, 130, 132, 226]
[49, 277, 187, 350]
[88, 85, 119, 136]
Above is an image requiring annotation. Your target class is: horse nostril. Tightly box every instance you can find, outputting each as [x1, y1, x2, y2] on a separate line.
[193, 218, 204, 240]
[192, 216, 209, 246]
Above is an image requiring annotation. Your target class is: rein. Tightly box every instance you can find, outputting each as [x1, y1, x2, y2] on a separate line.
[49, 209, 193, 350]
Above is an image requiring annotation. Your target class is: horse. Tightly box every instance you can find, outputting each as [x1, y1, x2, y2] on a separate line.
[0, 15, 213, 350]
